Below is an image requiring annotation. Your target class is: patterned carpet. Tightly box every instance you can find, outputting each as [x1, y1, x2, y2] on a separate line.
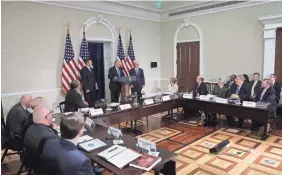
[142, 128, 282, 175]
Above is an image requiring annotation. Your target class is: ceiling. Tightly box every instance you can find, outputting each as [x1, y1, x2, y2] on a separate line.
[109, 1, 206, 13]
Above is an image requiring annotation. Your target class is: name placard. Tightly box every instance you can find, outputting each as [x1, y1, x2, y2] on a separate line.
[79, 107, 90, 113]
[137, 137, 156, 151]
[144, 99, 154, 105]
[85, 117, 94, 128]
[90, 108, 104, 116]
[199, 95, 210, 101]
[242, 101, 256, 107]
[119, 104, 131, 110]
[215, 98, 228, 104]
[107, 126, 123, 138]
[183, 94, 193, 99]
[162, 95, 171, 102]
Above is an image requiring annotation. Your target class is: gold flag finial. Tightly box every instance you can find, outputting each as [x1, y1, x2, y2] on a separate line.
[66, 22, 70, 34]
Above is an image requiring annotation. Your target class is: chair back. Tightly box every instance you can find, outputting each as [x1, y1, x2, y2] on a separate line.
[5, 131, 23, 151]
[59, 101, 66, 113]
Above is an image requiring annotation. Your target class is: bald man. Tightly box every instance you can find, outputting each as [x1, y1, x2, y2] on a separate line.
[23, 105, 57, 174]
[129, 61, 145, 98]
[108, 60, 125, 102]
[6, 95, 32, 136]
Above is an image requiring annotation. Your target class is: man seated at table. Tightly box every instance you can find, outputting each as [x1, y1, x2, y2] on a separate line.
[206, 78, 228, 125]
[270, 74, 281, 104]
[65, 80, 88, 112]
[225, 74, 236, 90]
[251, 79, 278, 130]
[42, 112, 97, 175]
[194, 75, 208, 95]
[226, 75, 250, 127]
[6, 95, 33, 137]
[23, 105, 58, 174]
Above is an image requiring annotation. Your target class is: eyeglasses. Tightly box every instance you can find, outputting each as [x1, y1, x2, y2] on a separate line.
[45, 110, 53, 119]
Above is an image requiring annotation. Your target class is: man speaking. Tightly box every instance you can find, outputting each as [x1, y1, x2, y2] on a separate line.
[80, 59, 96, 107]
[108, 60, 125, 102]
[129, 61, 145, 98]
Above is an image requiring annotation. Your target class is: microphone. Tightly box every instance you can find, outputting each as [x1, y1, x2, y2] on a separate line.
[103, 120, 114, 140]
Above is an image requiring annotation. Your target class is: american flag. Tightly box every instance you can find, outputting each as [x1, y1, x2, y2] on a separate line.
[116, 34, 127, 75]
[61, 31, 78, 93]
[126, 32, 135, 74]
[77, 31, 89, 76]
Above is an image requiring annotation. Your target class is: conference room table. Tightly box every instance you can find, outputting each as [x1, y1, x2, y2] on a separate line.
[53, 114, 177, 175]
[85, 95, 269, 140]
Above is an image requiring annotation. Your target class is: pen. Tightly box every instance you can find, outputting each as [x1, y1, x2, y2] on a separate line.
[108, 147, 118, 153]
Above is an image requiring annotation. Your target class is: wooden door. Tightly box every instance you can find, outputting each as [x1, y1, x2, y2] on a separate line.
[275, 27, 282, 82]
[177, 41, 200, 92]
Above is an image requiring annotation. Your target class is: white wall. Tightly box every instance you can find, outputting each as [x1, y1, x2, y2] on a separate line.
[160, 1, 282, 81]
[1, 1, 161, 115]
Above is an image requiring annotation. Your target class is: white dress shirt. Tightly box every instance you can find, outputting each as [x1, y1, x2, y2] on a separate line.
[168, 84, 178, 93]
[251, 80, 258, 96]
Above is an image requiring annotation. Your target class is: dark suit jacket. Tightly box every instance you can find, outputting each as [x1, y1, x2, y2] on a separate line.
[6, 103, 32, 136]
[229, 82, 250, 101]
[42, 138, 95, 175]
[249, 80, 262, 96]
[80, 66, 96, 91]
[213, 86, 228, 98]
[195, 82, 208, 95]
[273, 82, 281, 103]
[129, 68, 145, 86]
[65, 89, 87, 112]
[255, 87, 277, 113]
[108, 66, 125, 90]
[225, 81, 235, 89]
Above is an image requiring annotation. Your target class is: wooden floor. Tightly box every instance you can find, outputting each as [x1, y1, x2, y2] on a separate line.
[2, 113, 282, 175]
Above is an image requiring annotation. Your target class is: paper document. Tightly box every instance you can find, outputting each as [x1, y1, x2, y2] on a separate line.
[77, 135, 93, 143]
[98, 145, 127, 160]
[78, 138, 106, 152]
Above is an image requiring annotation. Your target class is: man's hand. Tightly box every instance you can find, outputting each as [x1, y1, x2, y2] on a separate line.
[231, 94, 239, 99]
[52, 123, 59, 130]
[131, 85, 134, 88]
[86, 90, 90, 93]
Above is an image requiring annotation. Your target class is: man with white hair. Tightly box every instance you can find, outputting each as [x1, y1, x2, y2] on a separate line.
[23, 105, 57, 174]
[6, 95, 32, 136]
[194, 75, 208, 95]
[213, 78, 228, 98]
[226, 74, 250, 127]
[129, 60, 145, 98]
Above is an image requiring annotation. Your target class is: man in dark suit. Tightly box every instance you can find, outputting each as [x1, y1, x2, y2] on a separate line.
[42, 112, 96, 175]
[194, 76, 208, 95]
[251, 79, 278, 130]
[225, 74, 236, 90]
[270, 74, 281, 103]
[65, 80, 87, 112]
[6, 95, 32, 137]
[226, 75, 250, 127]
[129, 61, 145, 98]
[23, 105, 57, 174]
[249, 72, 262, 100]
[213, 78, 228, 98]
[81, 59, 96, 107]
[108, 60, 125, 102]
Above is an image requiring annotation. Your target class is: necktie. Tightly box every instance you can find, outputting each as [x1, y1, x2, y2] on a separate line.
[117, 68, 120, 78]
[260, 89, 267, 101]
[228, 81, 233, 89]
[136, 68, 139, 75]
[235, 86, 240, 95]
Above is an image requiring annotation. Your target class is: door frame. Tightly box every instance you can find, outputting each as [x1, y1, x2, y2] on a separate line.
[87, 38, 114, 100]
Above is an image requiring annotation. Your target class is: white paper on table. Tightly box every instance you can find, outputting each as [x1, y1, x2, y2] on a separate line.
[119, 104, 131, 110]
[78, 138, 106, 152]
[77, 135, 94, 143]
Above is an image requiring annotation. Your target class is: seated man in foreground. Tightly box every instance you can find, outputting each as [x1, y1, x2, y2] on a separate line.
[226, 75, 250, 127]
[65, 80, 87, 112]
[251, 79, 278, 130]
[42, 112, 95, 175]
[23, 105, 57, 174]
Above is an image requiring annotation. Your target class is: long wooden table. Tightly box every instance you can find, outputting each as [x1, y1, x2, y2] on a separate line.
[53, 114, 176, 175]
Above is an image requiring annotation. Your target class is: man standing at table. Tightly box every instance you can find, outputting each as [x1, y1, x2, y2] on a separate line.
[129, 61, 145, 98]
[108, 60, 125, 102]
[81, 59, 96, 107]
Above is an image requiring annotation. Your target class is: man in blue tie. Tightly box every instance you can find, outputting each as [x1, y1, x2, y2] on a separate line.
[129, 61, 145, 98]
[108, 60, 125, 102]
[226, 74, 250, 127]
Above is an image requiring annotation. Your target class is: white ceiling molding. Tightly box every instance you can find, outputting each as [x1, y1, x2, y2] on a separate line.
[259, 14, 282, 78]
[32, 1, 274, 23]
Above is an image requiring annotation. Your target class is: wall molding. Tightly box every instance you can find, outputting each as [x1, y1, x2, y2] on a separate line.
[1, 88, 61, 97]
[259, 13, 282, 78]
[173, 19, 203, 77]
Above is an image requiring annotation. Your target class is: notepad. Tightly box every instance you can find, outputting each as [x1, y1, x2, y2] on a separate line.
[78, 138, 106, 152]
[97, 145, 141, 169]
